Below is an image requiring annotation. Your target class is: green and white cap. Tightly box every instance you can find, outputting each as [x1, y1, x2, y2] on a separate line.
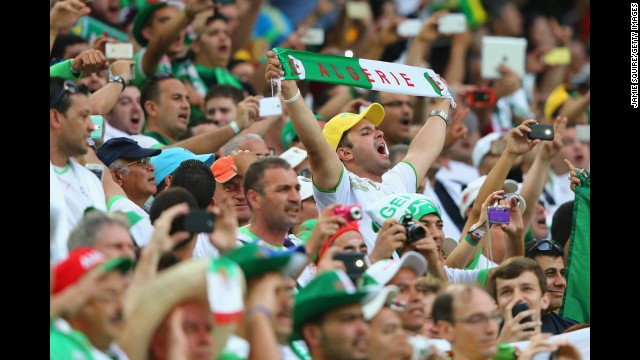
[360, 251, 427, 288]
[291, 270, 371, 342]
[365, 194, 442, 233]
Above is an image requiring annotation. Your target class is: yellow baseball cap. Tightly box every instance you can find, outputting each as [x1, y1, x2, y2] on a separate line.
[322, 103, 385, 149]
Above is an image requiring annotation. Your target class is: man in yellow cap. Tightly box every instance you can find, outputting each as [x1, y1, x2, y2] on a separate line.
[264, 51, 452, 256]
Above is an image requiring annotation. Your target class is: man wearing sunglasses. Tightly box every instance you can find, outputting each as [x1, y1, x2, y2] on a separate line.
[50, 77, 108, 264]
[525, 239, 578, 334]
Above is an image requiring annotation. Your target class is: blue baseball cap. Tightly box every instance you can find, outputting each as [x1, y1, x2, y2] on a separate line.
[151, 147, 215, 185]
[97, 137, 162, 166]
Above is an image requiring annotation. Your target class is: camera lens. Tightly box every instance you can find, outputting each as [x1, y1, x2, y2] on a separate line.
[407, 225, 426, 243]
[349, 207, 363, 220]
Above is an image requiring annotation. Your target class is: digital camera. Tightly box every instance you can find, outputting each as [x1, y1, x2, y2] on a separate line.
[332, 205, 363, 222]
[487, 206, 510, 225]
[400, 214, 426, 244]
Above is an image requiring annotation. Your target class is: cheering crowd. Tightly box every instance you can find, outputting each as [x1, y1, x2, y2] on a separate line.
[50, 0, 590, 359]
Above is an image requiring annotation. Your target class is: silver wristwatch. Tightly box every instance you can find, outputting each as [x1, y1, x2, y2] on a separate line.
[429, 109, 449, 126]
[109, 75, 126, 91]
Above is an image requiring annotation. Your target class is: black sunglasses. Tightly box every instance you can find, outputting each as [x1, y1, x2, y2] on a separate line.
[50, 80, 79, 109]
[525, 239, 564, 257]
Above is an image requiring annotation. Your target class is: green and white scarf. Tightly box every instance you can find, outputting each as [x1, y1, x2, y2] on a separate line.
[273, 48, 456, 107]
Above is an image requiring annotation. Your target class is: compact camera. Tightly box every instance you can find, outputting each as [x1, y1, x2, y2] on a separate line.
[332, 205, 363, 222]
[400, 214, 426, 244]
[487, 206, 510, 225]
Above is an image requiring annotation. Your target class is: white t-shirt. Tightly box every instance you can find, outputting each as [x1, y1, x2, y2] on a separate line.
[313, 162, 417, 254]
[51, 160, 106, 264]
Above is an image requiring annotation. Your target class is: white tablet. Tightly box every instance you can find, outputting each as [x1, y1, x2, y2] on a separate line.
[481, 36, 527, 79]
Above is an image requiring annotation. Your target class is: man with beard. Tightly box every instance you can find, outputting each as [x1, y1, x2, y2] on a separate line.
[264, 51, 452, 255]
[239, 157, 302, 249]
[525, 240, 578, 334]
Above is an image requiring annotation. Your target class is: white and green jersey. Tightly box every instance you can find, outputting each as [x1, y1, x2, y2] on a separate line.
[107, 195, 154, 248]
[312, 162, 418, 257]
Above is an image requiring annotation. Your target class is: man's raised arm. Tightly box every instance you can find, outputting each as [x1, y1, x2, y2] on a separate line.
[264, 50, 343, 190]
[403, 95, 451, 186]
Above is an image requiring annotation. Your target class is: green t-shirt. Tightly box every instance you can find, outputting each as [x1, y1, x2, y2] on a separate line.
[50, 318, 96, 360]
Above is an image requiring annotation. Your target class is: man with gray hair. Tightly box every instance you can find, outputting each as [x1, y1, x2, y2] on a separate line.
[67, 210, 136, 260]
[224, 133, 272, 157]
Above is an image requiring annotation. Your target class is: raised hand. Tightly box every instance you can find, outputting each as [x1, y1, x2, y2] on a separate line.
[417, 11, 448, 42]
[443, 105, 470, 148]
[505, 119, 541, 156]
[208, 198, 239, 254]
[148, 203, 192, 253]
[563, 158, 589, 193]
[539, 116, 568, 161]
[50, 0, 90, 33]
[500, 196, 525, 239]
[498, 298, 542, 343]
[341, 98, 372, 114]
[306, 203, 349, 259]
[234, 96, 261, 130]
[493, 64, 521, 99]
[71, 49, 109, 74]
[369, 218, 406, 263]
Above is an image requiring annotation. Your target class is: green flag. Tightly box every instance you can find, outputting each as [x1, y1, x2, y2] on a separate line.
[273, 48, 456, 105]
[560, 170, 590, 322]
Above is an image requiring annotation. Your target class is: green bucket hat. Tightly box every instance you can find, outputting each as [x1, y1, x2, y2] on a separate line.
[364, 194, 442, 233]
[225, 243, 308, 280]
[290, 270, 370, 342]
[132, 2, 168, 47]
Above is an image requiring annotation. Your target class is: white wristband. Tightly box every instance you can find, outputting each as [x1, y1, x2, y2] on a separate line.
[283, 89, 301, 104]
[229, 120, 241, 134]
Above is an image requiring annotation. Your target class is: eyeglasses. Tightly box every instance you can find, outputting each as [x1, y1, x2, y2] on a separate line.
[454, 312, 503, 326]
[50, 80, 79, 109]
[381, 100, 415, 108]
[298, 168, 311, 178]
[526, 239, 564, 257]
[122, 157, 152, 169]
